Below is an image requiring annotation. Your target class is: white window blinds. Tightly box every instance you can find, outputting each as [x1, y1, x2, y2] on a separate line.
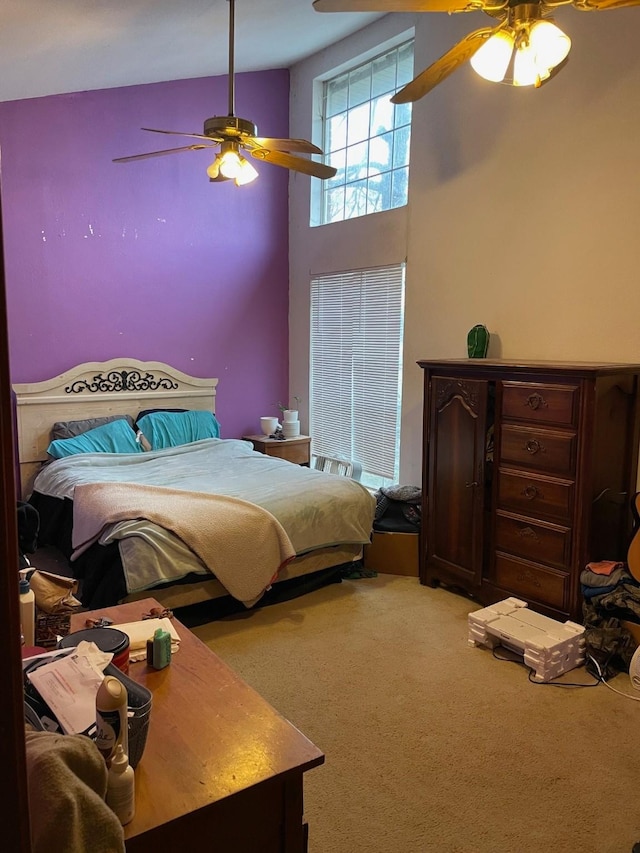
[310, 264, 405, 482]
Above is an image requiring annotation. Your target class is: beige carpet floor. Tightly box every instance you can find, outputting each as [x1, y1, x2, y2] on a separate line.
[192, 574, 640, 853]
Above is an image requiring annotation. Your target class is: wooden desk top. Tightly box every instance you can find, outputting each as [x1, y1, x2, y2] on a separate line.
[71, 599, 324, 843]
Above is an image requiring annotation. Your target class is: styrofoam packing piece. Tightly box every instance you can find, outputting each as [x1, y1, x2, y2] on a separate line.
[468, 597, 585, 683]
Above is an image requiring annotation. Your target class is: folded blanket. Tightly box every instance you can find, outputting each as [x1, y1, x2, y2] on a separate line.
[72, 482, 296, 605]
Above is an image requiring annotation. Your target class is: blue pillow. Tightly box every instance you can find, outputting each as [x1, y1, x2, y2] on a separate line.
[136, 410, 221, 450]
[46, 418, 143, 459]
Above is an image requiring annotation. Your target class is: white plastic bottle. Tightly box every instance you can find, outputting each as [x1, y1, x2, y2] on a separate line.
[95, 675, 128, 764]
[106, 743, 135, 825]
[19, 574, 35, 647]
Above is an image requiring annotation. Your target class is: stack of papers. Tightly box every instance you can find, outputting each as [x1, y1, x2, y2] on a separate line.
[25, 643, 112, 735]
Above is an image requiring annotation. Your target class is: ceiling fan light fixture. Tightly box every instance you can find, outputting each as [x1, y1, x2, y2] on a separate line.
[528, 20, 571, 70]
[219, 145, 244, 180]
[470, 30, 515, 84]
[511, 19, 570, 87]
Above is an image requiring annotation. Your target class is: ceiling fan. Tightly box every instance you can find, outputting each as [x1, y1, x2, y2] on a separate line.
[114, 0, 336, 186]
[313, 0, 640, 100]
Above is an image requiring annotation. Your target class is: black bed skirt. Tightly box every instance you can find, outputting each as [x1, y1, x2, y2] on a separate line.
[174, 565, 344, 628]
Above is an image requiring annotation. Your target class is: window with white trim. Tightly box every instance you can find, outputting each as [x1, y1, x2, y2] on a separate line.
[310, 264, 405, 489]
[318, 40, 414, 225]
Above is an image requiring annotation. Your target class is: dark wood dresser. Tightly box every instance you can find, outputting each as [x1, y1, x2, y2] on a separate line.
[418, 359, 640, 622]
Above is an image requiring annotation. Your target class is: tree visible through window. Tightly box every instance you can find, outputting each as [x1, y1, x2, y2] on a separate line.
[310, 265, 405, 489]
[320, 41, 414, 225]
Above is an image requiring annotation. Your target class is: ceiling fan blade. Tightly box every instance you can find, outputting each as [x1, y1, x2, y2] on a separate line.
[572, 0, 640, 6]
[250, 138, 323, 154]
[113, 144, 211, 163]
[249, 148, 337, 179]
[391, 26, 497, 103]
[313, 0, 485, 11]
[574, 0, 640, 7]
[141, 127, 225, 144]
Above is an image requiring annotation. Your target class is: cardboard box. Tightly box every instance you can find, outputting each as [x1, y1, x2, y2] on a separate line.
[623, 620, 640, 647]
[363, 531, 419, 577]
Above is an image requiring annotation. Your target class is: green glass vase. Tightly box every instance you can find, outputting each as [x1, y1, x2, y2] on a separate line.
[467, 324, 489, 359]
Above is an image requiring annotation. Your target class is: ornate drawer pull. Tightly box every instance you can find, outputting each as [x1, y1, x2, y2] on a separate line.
[465, 481, 479, 488]
[516, 569, 542, 588]
[525, 393, 547, 411]
[522, 485, 541, 501]
[524, 439, 543, 455]
[517, 526, 540, 543]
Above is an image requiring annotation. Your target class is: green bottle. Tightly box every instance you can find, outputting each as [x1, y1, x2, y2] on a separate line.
[146, 627, 171, 670]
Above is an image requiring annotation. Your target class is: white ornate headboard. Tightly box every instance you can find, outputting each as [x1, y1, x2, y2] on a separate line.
[12, 358, 218, 497]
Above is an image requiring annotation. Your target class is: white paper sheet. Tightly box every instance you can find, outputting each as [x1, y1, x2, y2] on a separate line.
[27, 643, 112, 735]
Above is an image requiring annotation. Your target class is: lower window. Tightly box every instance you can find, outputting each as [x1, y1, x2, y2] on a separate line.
[310, 264, 405, 489]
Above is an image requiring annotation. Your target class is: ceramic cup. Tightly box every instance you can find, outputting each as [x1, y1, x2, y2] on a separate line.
[260, 416, 279, 436]
[282, 420, 300, 438]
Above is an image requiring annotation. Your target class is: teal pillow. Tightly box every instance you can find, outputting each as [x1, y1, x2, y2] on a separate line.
[136, 410, 221, 450]
[46, 418, 142, 459]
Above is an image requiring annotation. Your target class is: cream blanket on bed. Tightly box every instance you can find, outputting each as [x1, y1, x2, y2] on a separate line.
[71, 482, 296, 605]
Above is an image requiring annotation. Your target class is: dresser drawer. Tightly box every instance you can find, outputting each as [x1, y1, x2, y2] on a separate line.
[497, 470, 574, 523]
[501, 382, 579, 427]
[494, 511, 571, 570]
[492, 554, 568, 610]
[500, 425, 577, 476]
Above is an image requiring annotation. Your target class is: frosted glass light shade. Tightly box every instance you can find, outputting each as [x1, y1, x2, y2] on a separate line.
[235, 158, 259, 185]
[470, 31, 515, 83]
[219, 149, 243, 179]
[529, 20, 571, 69]
[206, 155, 223, 179]
[513, 43, 542, 87]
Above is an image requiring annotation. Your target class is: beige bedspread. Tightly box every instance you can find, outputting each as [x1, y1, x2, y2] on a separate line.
[71, 482, 296, 605]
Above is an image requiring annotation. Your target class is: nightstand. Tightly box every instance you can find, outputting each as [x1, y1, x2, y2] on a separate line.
[243, 434, 311, 465]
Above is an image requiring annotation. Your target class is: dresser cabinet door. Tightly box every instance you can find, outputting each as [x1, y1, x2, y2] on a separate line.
[425, 377, 489, 589]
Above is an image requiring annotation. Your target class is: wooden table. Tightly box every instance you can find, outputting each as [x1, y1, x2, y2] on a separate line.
[243, 434, 311, 465]
[71, 599, 324, 852]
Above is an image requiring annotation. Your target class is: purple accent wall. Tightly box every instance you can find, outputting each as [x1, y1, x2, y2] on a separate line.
[0, 70, 290, 438]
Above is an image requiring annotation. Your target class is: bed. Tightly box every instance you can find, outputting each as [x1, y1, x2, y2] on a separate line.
[13, 358, 375, 613]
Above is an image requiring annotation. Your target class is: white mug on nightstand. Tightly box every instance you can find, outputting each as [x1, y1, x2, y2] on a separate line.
[260, 417, 279, 436]
[281, 420, 300, 438]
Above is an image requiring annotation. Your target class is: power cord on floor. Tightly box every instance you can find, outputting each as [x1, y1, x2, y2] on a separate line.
[587, 654, 640, 702]
[492, 645, 640, 699]
[491, 646, 600, 688]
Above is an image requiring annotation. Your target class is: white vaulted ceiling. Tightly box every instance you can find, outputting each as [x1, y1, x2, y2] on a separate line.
[0, 0, 383, 102]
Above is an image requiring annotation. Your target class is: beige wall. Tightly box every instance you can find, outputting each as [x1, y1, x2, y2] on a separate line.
[289, 10, 640, 485]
